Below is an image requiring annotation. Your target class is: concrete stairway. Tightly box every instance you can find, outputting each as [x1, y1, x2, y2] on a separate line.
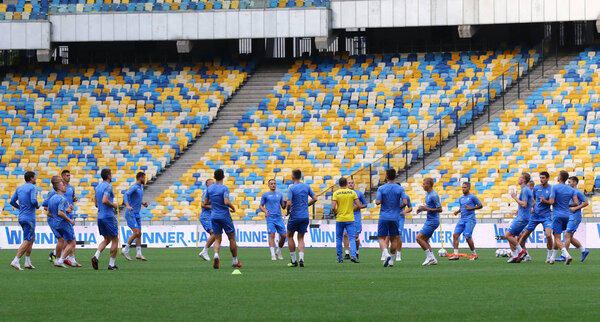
[142, 62, 290, 203]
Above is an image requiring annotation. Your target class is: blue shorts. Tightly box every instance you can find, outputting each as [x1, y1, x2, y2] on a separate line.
[525, 218, 552, 231]
[98, 217, 118, 237]
[126, 211, 141, 230]
[552, 217, 569, 235]
[508, 217, 528, 236]
[397, 215, 405, 235]
[354, 220, 362, 236]
[200, 217, 212, 233]
[378, 219, 399, 237]
[211, 217, 235, 235]
[419, 220, 440, 238]
[48, 219, 62, 239]
[566, 215, 582, 234]
[267, 217, 286, 235]
[454, 219, 476, 238]
[56, 221, 75, 242]
[19, 221, 35, 241]
[287, 218, 309, 234]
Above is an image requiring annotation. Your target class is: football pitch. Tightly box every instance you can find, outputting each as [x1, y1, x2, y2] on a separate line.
[1, 247, 598, 321]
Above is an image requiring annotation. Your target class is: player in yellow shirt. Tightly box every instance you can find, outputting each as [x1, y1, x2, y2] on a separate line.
[332, 177, 362, 263]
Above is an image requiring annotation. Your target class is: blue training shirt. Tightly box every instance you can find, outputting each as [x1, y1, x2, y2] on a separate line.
[206, 183, 231, 220]
[571, 189, 587, 218]
[376, 183, 406, 221]
[10, 182, 38, 222]
[550, 183, 575, 218]
[48, 194, 68, 225]
[288, 182, 315, 220]
[261, 191, 285, 219]
[200, 189, 211, 220]
[354, 189, 367, 223]
[516, 186, 533, 219]
[95, 181, 115, 220]
[124, 182, 144, 215]
[532, 184, 552, 220]
[65, 184, 76, 218]
[457, 193, 481, 221]
[425, 190, 441, 222]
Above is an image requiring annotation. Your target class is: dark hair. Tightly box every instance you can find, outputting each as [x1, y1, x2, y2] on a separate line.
[136, 172, 146, 180]
[214, 169, 224, 181]
[24, 171, 36, 182]
[539, 171, 550, 178]
[569, 176, 579, 184]
[205, 179, 214, 186]
[292, 169, 302, 180]
[462, 182, 471, 187]
[386, 168, 396, 181]
[424, 177, 434, 186]
[338, 177, 347, 187]
[521, 172, 531, 184]
[61, 169, 70, 176]
[559, 170, 569, 182]
[101, 168, 111, 180]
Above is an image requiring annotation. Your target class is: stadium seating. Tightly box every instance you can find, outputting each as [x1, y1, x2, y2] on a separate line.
[0, 60, 253, 222]
[45, 0, 330, 14]
[403, 49, 600, 219]
[149, 48, 537, 221]
[0, 0, 48, 20]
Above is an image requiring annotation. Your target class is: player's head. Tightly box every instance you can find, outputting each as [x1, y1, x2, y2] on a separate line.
[51, 176, 66, 193]
[136, 172, 146, 184]
[461, 182, 471, 195]
[386, 168, 396, 182]
[338, 177, 347, 188]
[101, 168, 112, 182]
[205, 179, 214, 187]
[519, 172, 530, 185]
[568, 176, 579, 188]
[528, 180, 535, 190]
[61, 170, 71, 184]
[539, 171, 550, 185]
[292, 169, 302, 181]
[558, 170, 569, 183]
[214, 169, 224, 181]
[24, 171, 36, 184]
[348, 177, 355, 189]
[422, 177, 434, 191]
[268, 179, 277, 191]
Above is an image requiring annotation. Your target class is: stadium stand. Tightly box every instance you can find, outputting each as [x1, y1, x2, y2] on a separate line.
[403, 49, 600, 219]
[0, 0, 48, 20]
[0, 60, 253, 222]
[45, 0, 329, 14]
[148, 48, 538, 221]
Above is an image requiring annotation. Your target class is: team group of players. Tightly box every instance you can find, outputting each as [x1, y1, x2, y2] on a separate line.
[8, 166, 591, 270]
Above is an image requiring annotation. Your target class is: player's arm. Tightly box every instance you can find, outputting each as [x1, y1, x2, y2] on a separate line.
[102, 193, 118, 209]
[542, 187, 554, 204]
[201, 194, 212, 210]
[307, 189, 317, 207]
[57, 201, 75, 225]
[569, 195, 581, 212]
[402, 203, 413, 215]
[571, 199, 588, 212]
[353, 198, 361, 211]
[30, 187, 39, 209]
[259, 196, 268, 215]
[123, 186, 134, 211]
[223, 197, 236, 213]
[331, 200, 338, 216]
[9, 191, 20, 209]
[466, 199, 483, 211]
[510, 191, 528, 207]
[453, 208, 461, 216]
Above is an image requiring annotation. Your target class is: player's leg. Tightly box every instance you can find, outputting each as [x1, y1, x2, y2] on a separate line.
[335, 222, 344, 262]
[134, 221, 145, 260]
[12, 222, 35, 270]
[549, 217, 571, 264]
[451, 221, 464, 260]
[213, 233, 222, 269]
[277, 232, 286, 259]
[287, 230, 297, 264]
[343, 232, 350, 260]
[377, 220, 391, 260]
[543, 227, 553, 261]
[396, 216, 404, 261]
[122, 227, 137, 261]
[504, 218, 526, 261]
[53, 238, 64, 265]
[347, 222, 357, 262]
[354, 220, 361, 259]
[226, 228, 241, 268]
[465, 220, 477, 260]
[267, 220, 277, 260]
[297, 232, 306, 266]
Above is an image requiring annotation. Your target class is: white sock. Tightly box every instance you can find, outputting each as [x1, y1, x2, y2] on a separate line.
[396, 251, 402, 260]
[516, 245, 523, 253]
[389, 255, 395, 265]
[214, 253, 220, 259]
[425, 249, 433, 259]
[136, 246, 142, 256]
[201, 247, 207, 254]
[299, 252, 304, 261]
[382, 249, 390, 257]
[109, 257, 116, 266]
[511, 249, 518, 257]
[124, 244, 130, 251]
[345, 250, 350, 255]
[232, 257, 238, 265]
[579, 246, 586, 253]
[68, 256, 76, 262]
[25, 256, 31, 265]
[57, 257, 64, 264]
[94, 250, 101, 259]
[453, 249, 459, 255]
[270, 247, 275, 256]
[472, 250, 477, 255]
[12, 256, 20, 264]
[290, 252, 297, 262]
[356, 250, 359, 254]
[561, 248, 570, 258]
[276, 247, 281, 254]
[551, 249, 558, 259]
[547, 249, 552, 258]
[52, 250, 56, 256]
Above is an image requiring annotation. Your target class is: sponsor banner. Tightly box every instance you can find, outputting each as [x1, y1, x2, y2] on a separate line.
[0, 222, 597, 249]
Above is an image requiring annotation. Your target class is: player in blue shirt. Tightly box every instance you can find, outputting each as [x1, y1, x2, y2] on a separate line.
[204, 169, 241, 269]
[517, 172, 554, 263]
[48, 176, 77, 268]
[43, 187, 63, 265]
[416, 177, 442, 266]
[9, 171, 40, 271]
[376, 168, 407, 267]
[198, 179, 216, 261]
[92, 168, 120, 270]
[343, 178, 367, 260]
[395, 194, 412, 262]
[450, 182, 482, 261]
[260, 179, 287, 261]
[505, 172, 533, 263]
[546, 170, 579, 265]
[122, 172, 149, 261]
[60, 170, 80, 266]
[286, 169, 317, 267]
[557, 176, 590, 262]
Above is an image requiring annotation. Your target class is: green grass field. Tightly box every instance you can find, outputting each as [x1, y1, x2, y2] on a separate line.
[1, 247, 598, 321]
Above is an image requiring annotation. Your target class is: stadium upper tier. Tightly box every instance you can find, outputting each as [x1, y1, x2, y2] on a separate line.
[149, 48, 537, 221]
[404, 49, 600, 219]
[0, 0, 48, 20]
[0, 60, 253, 222]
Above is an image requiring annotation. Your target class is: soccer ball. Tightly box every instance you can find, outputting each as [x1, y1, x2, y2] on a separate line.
[495, 249, 501, 257]
[438, 248, 447, 257]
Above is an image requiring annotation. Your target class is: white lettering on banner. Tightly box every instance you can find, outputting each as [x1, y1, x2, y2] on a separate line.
[0, 223, 597, 249]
